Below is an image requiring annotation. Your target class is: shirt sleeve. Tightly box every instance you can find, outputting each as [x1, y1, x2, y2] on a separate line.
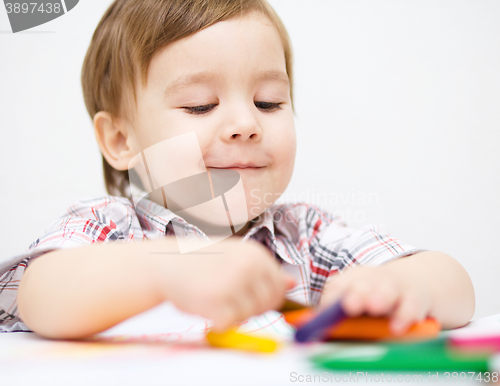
[308, 208, 426, 304]
[317, 222, 425, 273]
[0, 196, 132, 332]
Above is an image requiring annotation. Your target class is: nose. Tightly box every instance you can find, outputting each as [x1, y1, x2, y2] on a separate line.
[221, 103, 263, 142]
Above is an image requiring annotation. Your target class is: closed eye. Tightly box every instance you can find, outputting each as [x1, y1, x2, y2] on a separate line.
[255, 101, 283, 112]
[182, 104, 218, 115]
[182, 102, 283, 115]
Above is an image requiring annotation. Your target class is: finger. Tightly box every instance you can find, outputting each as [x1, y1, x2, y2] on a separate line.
[341, 292, 365, 317]
[273, 275, 296, 311]
[264, 270, 292, 311]
[232, 291, 258, 323]
[365, 282, 399, 317]
[340, 281, 373, 316]
[251, 279, 276, 315]
[341, 287, 374, 317]
[390, 291, 426, 335]
[319, 275, 350, 309]
[211, 303, 239, 333]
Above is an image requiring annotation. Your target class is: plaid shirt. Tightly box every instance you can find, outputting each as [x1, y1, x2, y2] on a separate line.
[0, 195, 423, 332]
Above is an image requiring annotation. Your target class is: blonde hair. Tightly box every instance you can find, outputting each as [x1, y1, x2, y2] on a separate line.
[81, 0, 294, 197]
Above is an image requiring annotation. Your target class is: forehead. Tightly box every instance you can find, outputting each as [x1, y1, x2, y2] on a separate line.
[145, 12, 287, 89]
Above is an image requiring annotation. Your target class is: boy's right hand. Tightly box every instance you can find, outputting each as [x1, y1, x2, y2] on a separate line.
[155, 238, 295, 332]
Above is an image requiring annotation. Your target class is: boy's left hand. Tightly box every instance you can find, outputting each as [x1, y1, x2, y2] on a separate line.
[319, 265, 432, 334]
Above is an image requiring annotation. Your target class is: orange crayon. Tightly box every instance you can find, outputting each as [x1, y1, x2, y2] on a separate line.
[283, 308, 440, 342]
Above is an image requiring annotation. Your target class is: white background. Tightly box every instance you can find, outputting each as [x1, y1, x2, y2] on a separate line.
[0, 0, 499, 319]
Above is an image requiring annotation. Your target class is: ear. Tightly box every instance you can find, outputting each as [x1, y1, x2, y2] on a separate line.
[93, 111, 137, 171]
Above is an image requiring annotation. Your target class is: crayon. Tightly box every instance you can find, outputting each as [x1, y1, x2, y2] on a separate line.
[295, 301, 346, 342]
[279, 299, 307, 312]
[449, 330, 500, 353]
[206, 329, 279, 353]
[327, 316, 440, 341]
[311, 338, 489, 372]
[284, 307, 441, 342]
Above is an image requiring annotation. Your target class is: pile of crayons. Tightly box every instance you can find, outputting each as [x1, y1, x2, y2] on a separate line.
[206, 300, 500, 372]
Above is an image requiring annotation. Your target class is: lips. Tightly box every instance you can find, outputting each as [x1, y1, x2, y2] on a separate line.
[208, 164, 264, 169]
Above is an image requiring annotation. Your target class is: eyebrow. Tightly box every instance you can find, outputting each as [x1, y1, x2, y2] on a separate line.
[163, 70, 290, 97]
[255, 70, 290, 88]
[163, 71, 217, 97]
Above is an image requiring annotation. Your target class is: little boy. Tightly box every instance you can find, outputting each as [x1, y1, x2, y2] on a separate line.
[0, 0, 474, 339]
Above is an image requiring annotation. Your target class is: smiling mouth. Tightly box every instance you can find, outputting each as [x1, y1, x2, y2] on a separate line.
[208, 165, 264, 169]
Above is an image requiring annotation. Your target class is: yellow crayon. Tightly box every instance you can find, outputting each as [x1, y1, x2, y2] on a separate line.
[206, 329, 279, 353]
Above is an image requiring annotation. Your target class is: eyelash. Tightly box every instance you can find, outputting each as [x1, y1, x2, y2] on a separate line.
[182, 102, 283, 115]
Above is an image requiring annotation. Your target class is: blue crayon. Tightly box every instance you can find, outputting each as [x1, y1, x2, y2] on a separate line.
[295, 301, 347, 343]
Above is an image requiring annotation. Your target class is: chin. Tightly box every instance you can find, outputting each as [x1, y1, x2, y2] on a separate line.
[245, 202, 271, 222]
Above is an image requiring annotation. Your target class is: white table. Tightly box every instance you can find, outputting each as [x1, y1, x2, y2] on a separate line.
[2, 304, 499, 386]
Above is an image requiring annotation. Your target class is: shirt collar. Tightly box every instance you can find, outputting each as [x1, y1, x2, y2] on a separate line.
[241, 208, 275, 240]
[130, 185, 303, 265]
[243, 209, 305, 265]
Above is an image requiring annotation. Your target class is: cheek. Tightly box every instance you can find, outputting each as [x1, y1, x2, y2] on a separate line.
[273, 136, 296, 196]
[283, 130, 297, 167]
[248, 120, 296, 212]
[271, 119, 297, 176]
[134, 112, 208, 152]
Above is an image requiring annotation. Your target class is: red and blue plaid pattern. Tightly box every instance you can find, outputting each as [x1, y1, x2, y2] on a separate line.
[0, 195, 422, 332]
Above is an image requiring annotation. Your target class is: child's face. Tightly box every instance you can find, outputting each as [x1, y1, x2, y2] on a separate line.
[126, 12, 296, 224]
